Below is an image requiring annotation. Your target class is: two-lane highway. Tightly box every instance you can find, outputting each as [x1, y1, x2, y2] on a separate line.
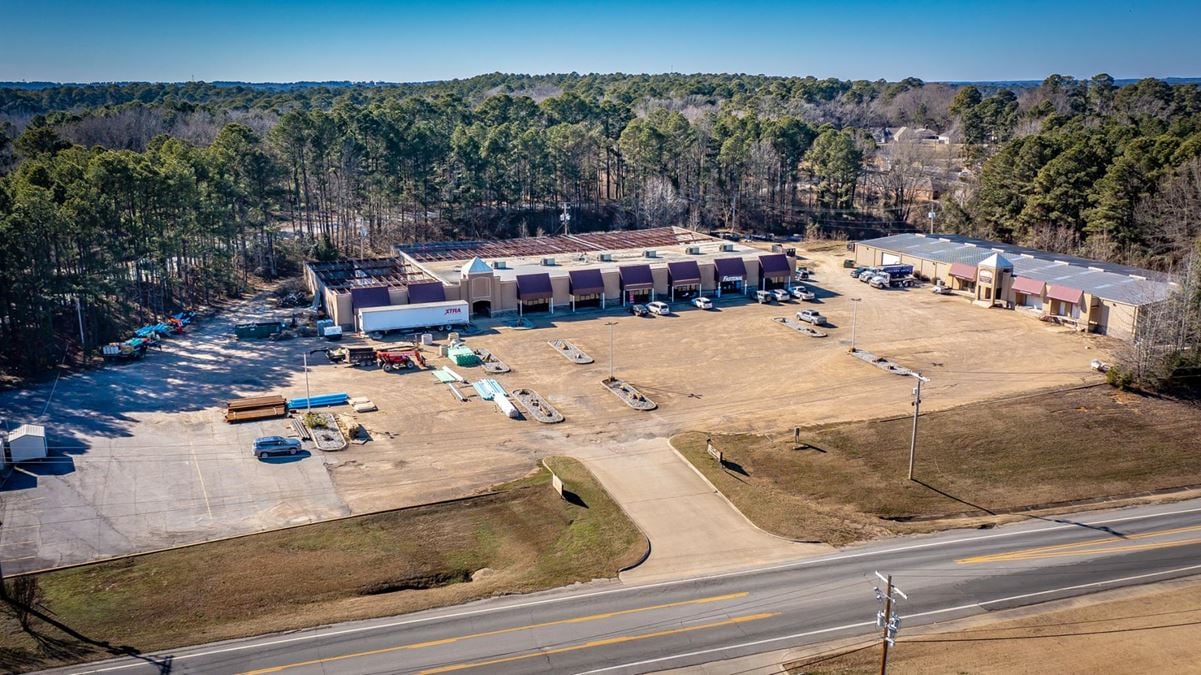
[58, 498, 1201, 675]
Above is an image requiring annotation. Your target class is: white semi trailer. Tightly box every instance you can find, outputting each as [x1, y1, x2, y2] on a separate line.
[357, 300, 470, 334]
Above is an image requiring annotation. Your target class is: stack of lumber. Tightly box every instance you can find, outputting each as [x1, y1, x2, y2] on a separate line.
[225, 395, 288, 423]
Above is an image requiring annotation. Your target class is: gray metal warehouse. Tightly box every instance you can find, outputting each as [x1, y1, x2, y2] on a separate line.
[853, 233, 1177, 340]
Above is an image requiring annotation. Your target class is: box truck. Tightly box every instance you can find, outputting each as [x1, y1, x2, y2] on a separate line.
[357, 300, 469, 335]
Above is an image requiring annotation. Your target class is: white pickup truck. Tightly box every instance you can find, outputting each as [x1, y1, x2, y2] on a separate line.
[796, 309, 827, 326]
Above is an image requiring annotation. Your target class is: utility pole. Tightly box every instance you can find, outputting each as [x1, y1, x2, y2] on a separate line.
[908, 373, 926, 481]
[605, 321, 617, 381]
[873, 571, 907, 675]
[927, 204, 937, 234]
[560, 202, 571, 236]
[75, 295, 86, 362]
[850, 297, 862, 352]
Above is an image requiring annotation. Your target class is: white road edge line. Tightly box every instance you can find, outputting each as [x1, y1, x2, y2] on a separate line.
[574, 562, 1201, 674]
[64, 503, 1201, 674]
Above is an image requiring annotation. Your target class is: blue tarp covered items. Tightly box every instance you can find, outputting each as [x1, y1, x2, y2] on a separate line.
[286, 392, 350, 410]
[350, 285, 392, 312]
[758, 253, 793, 279]
[471, 379, 506, 401]
[516, 273, 554, 301]
[408, 281, 447, 304]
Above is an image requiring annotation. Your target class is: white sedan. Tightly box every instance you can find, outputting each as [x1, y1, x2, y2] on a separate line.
[646, 301, 671, 315]
[692, 296, 714, 310]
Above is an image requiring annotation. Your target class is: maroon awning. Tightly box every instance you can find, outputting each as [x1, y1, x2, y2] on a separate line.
[516, 273, 554, 301]
[1047, 285, 1084, 305]
[714, 257, 746, 281]
[1011, 277, 1045, 296]
[350, 286, 391, 311]
[667, 260, 702, 286]
[619, 264, 655, 291]
[569, 269, 605, 296]
[407, 281, 446, 304]
[948, 262, 977, 281]
[758, 253, 792, 279]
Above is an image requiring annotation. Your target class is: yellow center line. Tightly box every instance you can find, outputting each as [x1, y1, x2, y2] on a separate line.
[958, 524, 1201, 564]
[418, 612, 778, 675]
[239, 591, 749, 674]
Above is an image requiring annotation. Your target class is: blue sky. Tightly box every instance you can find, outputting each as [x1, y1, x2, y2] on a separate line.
[0, 0, 1197, 83]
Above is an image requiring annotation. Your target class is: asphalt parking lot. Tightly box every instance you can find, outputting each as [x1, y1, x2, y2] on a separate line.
[0, 243, 1113, 573]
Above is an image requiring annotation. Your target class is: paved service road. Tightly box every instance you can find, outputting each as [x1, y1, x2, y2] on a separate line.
[56, 498, 1201, 675]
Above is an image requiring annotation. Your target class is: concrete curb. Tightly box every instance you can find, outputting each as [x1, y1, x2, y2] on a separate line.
[667, 437, 824, 547]
[541, 457, 652, 576]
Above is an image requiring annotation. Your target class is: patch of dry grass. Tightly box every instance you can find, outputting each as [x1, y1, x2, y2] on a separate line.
[0, 457, 644, 673]
[676, 386, 1201, 544]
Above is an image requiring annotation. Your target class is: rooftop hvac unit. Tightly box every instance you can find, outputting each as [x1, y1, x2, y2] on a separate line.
[785, 247, 797, 257]
[720, 243, 735, 252]
[599, 253, 614, 262]
[643, 250, 657, 258]
[493, 260, 508, 269]
[541, 257, 556, 266]
[771, 244, 783, 252]
[685, 246, 701, 255]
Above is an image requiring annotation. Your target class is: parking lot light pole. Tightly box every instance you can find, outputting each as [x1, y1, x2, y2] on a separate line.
[606, 321, 618, 381]
[850, 298, 862, 352]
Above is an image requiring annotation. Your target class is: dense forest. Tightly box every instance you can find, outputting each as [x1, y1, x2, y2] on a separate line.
[2, 72, 1201, 377]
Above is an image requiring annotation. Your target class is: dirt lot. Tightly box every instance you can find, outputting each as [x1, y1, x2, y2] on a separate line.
[0, 242, 1111, 571]
[675, 385, 1201, 545]
[0, 457, 644, 673]
[784, 577, 1201, 674]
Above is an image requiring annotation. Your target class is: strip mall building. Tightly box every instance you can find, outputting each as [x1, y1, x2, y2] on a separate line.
[306, 228, 798, 328]
[853, 233, 1176, 340]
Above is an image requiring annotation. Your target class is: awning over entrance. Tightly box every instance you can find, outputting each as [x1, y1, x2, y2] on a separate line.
[1047, 285, 1084, 305]
[948, 262, 977, 281]
[568, 269, 605, 296]
[350, 286, 391, 311]
[714, 257, 746, 281]
[758, 253, 792, 279]
[1011, 276, 1045, 296]
[667, 260, 702, 286]
[516, 273, 554, 301]
[619, 264, 655, 291]
[407, 281, 446, 304]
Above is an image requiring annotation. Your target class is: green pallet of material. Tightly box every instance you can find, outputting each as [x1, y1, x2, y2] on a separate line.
[448, 346, 480, 366]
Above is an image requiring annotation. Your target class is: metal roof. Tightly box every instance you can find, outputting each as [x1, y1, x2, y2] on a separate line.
[861, 233, 1176, 305]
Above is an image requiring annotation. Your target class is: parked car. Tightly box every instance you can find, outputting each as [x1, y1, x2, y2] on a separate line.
[646, 301, 671, 315]
[770, 288, 791, 302]
[755, 290, 774, 304]
[692, 296, 714, 310]
[857, 269, 878, 282]
[253, 436, 302, 459]
[932, 282, 952, 295]
[796, 309, 827, 326]
[629, 303, 650, 316]
[794, 268, 811, 281]
[850, 266, 869, 278]
[790, 285, 816, 301]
